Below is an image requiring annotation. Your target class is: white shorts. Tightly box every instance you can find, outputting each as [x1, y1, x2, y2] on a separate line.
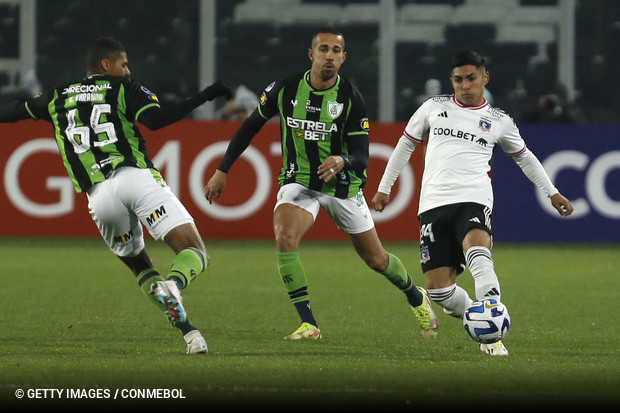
[86, 167, 194, 257]
[274, 183, 374, 235]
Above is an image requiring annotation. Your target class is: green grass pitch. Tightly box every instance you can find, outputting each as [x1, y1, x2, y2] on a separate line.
[1, 237, 618, 410]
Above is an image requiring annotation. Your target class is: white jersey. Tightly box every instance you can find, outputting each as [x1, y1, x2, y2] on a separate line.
[403, 95, 527, 214]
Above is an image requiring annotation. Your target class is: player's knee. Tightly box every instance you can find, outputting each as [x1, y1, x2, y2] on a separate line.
[118, 249, 154, 277]
[362, 251, 388, 271]
[275, 231, 301, 252]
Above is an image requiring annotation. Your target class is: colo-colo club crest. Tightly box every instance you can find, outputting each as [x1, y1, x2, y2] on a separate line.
[327, 101, 343, 119]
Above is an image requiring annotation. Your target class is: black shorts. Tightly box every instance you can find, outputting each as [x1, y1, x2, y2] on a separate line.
[418, 202, 493, 275]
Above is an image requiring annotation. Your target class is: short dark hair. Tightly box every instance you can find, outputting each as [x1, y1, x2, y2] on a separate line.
[86, 37, 126, 72]
[311, 25, 345, 49]
[450, 50, 487, 71]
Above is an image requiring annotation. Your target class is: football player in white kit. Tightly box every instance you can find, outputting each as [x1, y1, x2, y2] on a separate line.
[372, 50, 574, 355]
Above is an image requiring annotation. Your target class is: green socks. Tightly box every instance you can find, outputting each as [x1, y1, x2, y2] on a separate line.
[380, 253, 423, 307]
[136, 249, 204, 335]
[277, 250, 317, 326]
[275, 250, 424, 325]
[167, 247, 207, 289]
[137, 269, 166, 310]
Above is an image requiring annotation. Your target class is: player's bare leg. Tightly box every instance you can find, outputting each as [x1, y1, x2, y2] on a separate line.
[118, 223, 209, 354]
[274, 204, 321, 339]
[350, 229, 438, 338]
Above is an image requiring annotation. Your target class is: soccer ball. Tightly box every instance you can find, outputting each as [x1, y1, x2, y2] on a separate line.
[463, 299, 510, 344]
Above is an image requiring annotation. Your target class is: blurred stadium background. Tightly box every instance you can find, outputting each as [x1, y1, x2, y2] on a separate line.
[0, 0, 618, 242]
[2, 0, 619, 122]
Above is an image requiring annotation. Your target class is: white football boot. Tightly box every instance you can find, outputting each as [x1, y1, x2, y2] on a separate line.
[184, 330, 208, 354]
[149, 280, 187, 324]
[480, 340, 509, 356]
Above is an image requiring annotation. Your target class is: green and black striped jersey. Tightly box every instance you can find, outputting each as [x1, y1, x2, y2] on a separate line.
[25, 74, 160, 192]
[258, 71, 370, 199]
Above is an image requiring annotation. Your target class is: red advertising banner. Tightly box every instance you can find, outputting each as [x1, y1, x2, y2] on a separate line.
[0, 120, 424, 240]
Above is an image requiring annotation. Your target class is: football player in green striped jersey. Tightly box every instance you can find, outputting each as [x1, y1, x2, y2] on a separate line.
[205, 26, 438, 340]
[0, 37, 232, 354]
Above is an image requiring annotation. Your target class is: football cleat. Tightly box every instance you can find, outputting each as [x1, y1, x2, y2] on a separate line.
[149, 280, 187, 324]
[284, 322, 322, 340]
[480, 340, 509, 356]
[184, 330, 208, 355]
[411, 287, 439, 339]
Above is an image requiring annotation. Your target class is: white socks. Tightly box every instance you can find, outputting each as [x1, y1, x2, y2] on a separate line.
[466, 246, 500, 300]
[427, 246, 501, 318]
[428, 284, 472, 318]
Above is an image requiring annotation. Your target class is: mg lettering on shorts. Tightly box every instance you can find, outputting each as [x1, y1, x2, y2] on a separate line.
[146, 205, 167, 226]
[113, 230, 134, 245]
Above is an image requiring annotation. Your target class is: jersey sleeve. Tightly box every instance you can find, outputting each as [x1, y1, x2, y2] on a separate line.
[122, 78, 160, 122]
[498, 117, 527, 156]
[0, 99, 30, 122]
[345, 87, 369, 138]
[256, 80, 281, 120]
[339, 88, 370, 170]
[403, 100, 431, 144]
[24, 90, 54, 122]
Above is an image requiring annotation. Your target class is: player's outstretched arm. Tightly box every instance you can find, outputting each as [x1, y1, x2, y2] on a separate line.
[204, 109, 268, 204]
[550, 192, 574, 217]
[204, 169, 227, 204]
[0, 100, 30, 123]
[371, 135, 418, 212]
[199, 80, 233, 102]
[371, 192, 390, 212]
[139, 81, 232, 130]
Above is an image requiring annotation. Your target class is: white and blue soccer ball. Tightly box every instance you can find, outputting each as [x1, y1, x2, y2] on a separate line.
[463, 298, 510, 344]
